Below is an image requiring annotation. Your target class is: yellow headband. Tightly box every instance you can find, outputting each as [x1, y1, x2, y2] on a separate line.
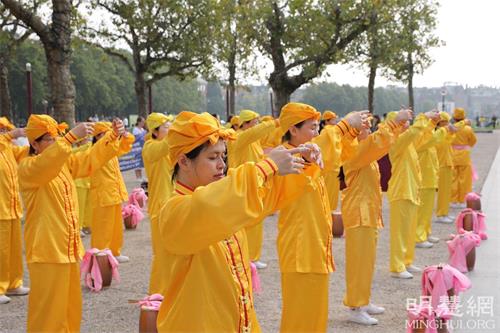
[147, 113, 170, 131]
[279, 102, 321, 131]
[322, 110, 337, 121]
[238, 110, 260, 126]
[25, 114, 68, 143]
[0, 117, 14, 130]
[92, 122, 112, 137]
[453, 108, 465, 120]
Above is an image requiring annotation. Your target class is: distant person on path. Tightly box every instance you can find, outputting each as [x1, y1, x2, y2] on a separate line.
[132, 116, 147, 181]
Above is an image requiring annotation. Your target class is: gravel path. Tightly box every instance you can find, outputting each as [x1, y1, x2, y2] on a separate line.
[1, 131, 498, 333]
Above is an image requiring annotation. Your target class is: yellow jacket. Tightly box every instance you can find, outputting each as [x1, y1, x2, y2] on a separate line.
[436, 130, 455, 168]
[341, 121, 401, 230]
[274, 143, 334, 274]
[72, 142, 91, 189]
[0, 133, 28, 220]
[89, 133, 134, 207]
[260, 126, 284, 150]
[451, 124, 477, 166]
[142, 137, 173, 220]
[416, 127, 447, 189]
[157, 159, 278, 332]
[19, 131, 122, 264]
[227, 120, 278, 168]
[387, 115, 436, 204]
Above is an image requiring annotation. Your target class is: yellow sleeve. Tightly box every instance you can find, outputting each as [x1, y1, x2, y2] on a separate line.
[234, 120, 278, 149]
[261, 126, 285, 149]
[313, 120, 359, 173]
[142, 137, 169, 164]
[343, 121, 400, 171]
[18, 132, 77, 188]
[416, 127, 447, 153]
[67, 131, 121, 179]
[467, 127, 477, 147]
[391, 115, 432, 158]
[0, 133, 28, 162]
[161, 158, 278, 255]
[118, 132, 135, 156]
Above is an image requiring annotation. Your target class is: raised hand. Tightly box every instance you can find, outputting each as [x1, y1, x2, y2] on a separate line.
[9, 128, 26, 139]
[345, 111, 370, 130]
[299, 143, 324, 169]
[395, 109, 413, 123]
[71, 122, 94, 139]
[267, 145, 308, 175]
[424, 110, 440, 122]
[112, 118, 125, 136]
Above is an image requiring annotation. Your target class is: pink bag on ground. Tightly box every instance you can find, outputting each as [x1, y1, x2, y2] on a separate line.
[80, 248, 120, 292]
[455, 208, 487, 240]
[129, 187, 148, 209]
[447, 233, 481, 273]
[122, 204, 145, 229]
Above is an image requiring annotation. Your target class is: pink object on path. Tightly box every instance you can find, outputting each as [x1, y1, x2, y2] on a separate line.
[250, 262, 262, 293]
[455, 208, 487, 240]
[129, 187, 148, 208]
[447, 233, 481, 273]
[122, 204, 144, 228]
[138, 294, 164, 311]
[81, 248, 120, 292]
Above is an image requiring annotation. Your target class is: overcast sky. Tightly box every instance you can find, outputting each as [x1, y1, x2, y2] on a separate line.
[320, 0, 500, 88]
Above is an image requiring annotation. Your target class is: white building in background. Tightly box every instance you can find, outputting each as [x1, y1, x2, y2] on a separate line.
[437, 101, 455, 113]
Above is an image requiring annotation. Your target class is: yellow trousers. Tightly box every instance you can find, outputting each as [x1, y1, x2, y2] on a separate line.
[91, 204, 123, 256]
[452, 165, 472, 203]
[0, 219, 23, 295]
[324, 172, 340, 211]
[280, 272, 329, 333]
[390, 200, 418, 272]
[344, 227, 378, 308]
[246, 222, 264, 262]
[76, 187, 92, 230]
[27, 262, 81, 333]
[415, 189, 436, 243]
[436, 166, 452, 216]
[149, 216, 167, 295]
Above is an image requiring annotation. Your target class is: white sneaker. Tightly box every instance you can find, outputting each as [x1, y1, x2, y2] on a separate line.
[446, 215, 455, 221]
[416, 241, 433, 248]
[6, 287, 29, 296]
[115, 255, 129, 263]
[391, 270, 413, 279]
[452, 202, 466, 209]
[253, 261, 268, 269]
[361, 303, 385, 315]
[406, 265, 422, 273]
[0, 295, 11, 304]
[435, 216, 453, 223]
[427, 236, 440, 243]
[348, 308, 378, 325]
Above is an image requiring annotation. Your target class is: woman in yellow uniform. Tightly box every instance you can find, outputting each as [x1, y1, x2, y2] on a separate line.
[142, 112, 173, 294]
[435, 112, 457, 222]
[89, 122, 134, 262]
[341, 111, 407, 325]
[0, 118, 29, 304]
[73, 137, 93, 236]
[227, 109, 281, 269]
[19, 115, 125, 332]
[450, 108, 477, 207]
[155, 111, 307, 332]
[388, 111, 439, 279]
[276, 103, 366, 332]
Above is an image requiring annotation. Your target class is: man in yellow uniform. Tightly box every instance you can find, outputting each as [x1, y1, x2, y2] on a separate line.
[341, 111, 408, 325]
[89, 122, 134, 263]
[388, 111, 439, 279]
[0, 118, 29, 304]
[414, 121, 453, 248]
[19, 115, 125, 332]
[155, 111, 309, 332]
[435, 112, 457, 223]
[227, 109, 281, 269]
[73, 137, 93, 236]
[142, 112, 173, 294]
[450, 108, 477, 207]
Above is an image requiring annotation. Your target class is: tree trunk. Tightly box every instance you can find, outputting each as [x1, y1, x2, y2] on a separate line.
[368, 63, 377, 114]
[135, 72, 148, 118]
[272, 86, 291, 115]
[227, 45, 236, 117]
[407, 53, 414, 111]
[0, 57, 13, 120]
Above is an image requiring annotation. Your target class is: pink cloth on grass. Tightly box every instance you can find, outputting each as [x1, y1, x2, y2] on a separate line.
[138, 294, 164, 311]
[447, 232, 481, 273]
[250, 262, 262, 293]
[455, 208, 487, 240]
[80, 248, 120, 292]
[128, 187, 148, 208]
[122, 204, 144, 228]
[421, 264, 471, 311]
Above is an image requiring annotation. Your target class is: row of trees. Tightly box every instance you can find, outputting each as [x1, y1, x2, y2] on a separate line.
[0, 0, 441, 126]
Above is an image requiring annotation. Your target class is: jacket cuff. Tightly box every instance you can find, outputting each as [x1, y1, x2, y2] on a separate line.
[255, 158, 278, 182]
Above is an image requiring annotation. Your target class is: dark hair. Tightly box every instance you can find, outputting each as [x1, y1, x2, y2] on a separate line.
[29, 135, 46, 155]
[282, 120, 305, 142]
[171, 141, 210, 182]
[136, 116, 145, 126]
[319, 119, 327, 133]
[151, 126, 160, 139]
